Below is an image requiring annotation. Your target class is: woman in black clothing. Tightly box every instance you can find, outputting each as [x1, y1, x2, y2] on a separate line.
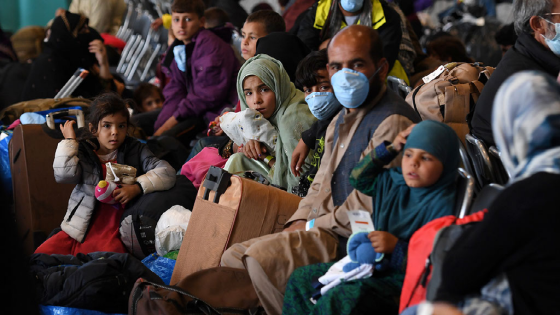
[428, 71, 560, 315]
[21, 11, 122, 101]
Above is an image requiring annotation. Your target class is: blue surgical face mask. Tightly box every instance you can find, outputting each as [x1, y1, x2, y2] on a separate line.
[542, 18, 560, 57]
[340, 0, 364, 13]
[173, 45, 187, 72]
[305, 92, 342, 120]
[331, 64, 385, 108]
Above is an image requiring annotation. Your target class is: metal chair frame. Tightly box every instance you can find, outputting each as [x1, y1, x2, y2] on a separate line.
[456, 168, 476, 218]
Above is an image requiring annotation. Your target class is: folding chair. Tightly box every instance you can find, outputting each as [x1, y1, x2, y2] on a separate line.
[387, 76, 412, 99]
[454, 168, 476, 218]
[488, 146, 510, 184]
[465, 133, 497, 188]
[469, 183, 503, 213]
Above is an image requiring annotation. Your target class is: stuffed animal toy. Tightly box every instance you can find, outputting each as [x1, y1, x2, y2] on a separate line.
[343, 231, 389, 272]
[95, 180, 119, 204]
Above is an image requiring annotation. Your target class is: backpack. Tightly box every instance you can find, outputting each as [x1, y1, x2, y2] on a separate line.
[129, 267, 263, 315]
[399, 210, 486, 313]
[120, 175, 197, 259]
[29, 252, 164, 314]
[405, 62, 494, 143]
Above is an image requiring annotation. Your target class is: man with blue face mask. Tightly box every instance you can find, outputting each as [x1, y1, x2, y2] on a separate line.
[470, 0, 560, 147]
[220, 25, 420, 315]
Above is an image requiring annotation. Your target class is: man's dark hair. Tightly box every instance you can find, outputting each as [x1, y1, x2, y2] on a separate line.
[205, 7, 229, 28]
[295, 49, 329, 90]
[172, 0, 206, 18]
[495, 23, 518, 46]
[246, 10, 286, 34]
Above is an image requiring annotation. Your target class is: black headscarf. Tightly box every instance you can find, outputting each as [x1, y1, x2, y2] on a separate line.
[21, 11, 105, 101]
[255, 32, 311, 83]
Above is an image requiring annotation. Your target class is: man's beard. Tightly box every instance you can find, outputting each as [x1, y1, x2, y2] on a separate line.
[366, 73, 383, 103]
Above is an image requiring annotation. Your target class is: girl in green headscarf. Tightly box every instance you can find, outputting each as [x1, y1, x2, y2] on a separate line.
[283, 120, 460, 315]
[223, 54, 317, 191]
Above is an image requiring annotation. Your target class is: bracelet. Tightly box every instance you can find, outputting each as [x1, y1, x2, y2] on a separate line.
[220, 140, 234, 159]
[263, 155, 275, 164]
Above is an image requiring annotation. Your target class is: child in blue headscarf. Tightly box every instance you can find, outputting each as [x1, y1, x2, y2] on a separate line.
[282, 120, 460, 315]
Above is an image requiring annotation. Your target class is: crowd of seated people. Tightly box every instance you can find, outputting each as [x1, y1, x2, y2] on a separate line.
[3, 0, 560, 314]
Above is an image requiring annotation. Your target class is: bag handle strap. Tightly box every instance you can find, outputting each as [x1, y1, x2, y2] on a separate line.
[411, 83, 425, 120]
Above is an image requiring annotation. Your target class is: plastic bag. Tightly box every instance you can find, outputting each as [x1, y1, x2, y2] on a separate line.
[0, 129, 13, 194]
[40, 305, 125, 315]
[141, 253, 176, 285]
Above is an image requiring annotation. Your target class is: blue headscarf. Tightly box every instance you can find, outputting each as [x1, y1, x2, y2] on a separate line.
[372, 120, 460, 240]
[493, 71, 560, 183]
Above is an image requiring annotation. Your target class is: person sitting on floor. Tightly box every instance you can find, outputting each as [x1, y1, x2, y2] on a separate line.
[407, 71, 560, 315]
[21, 11, 124, 101]
[283, 120, 460, 315]
[221, 54, 317, 192]
[34, 93, 176, 256]
[132, 0, 240, 147]
[220, 25, 420, 315]
[290, 49, 341, 197]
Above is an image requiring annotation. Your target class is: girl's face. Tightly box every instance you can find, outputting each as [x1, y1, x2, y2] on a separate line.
[402, 148, 444, 188]
[90, 113, 128, 155]
[243, 75, 276, 119]
[142, 91, 163, 112]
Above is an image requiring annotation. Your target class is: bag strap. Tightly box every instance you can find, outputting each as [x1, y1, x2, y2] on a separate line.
[411, 83, 425, 120]
[132, 279, 253, 315]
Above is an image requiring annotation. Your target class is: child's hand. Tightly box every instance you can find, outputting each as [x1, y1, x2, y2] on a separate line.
[243, 140, 267, 160]
[291, 139, 310, 177]
[113, 184, 142, 205]
[392, 124, 416, 151]
[367, 231, 398, 254]
[60, 120, 76, 140]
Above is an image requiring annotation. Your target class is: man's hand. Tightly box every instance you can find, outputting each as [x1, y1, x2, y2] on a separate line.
[368, 231, 399, 254]
[60, 120, 76, 139]
[153, 116, 178, 137]
[113, 184, 142, 204]
[283, 220, 307, 232]
[291, 138, 310, 177]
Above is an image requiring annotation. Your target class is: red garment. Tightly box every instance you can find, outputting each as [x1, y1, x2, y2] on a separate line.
[34, 158, 127, 256]
[283, 0, 316, 32]
[234, 100, 241, 112]
[398, 210, 487, 312]
[100, 33, 126, 52]
[34, 202, 127, 255]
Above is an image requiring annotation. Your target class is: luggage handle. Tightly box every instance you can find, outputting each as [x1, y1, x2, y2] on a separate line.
[45, 109, 85, 130]
[202, 166, 232, 203]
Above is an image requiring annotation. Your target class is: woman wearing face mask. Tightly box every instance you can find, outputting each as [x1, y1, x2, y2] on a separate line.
[223, 54, 317, 192]
[295, 0, 412, 83]
[21, 10, 123, 101]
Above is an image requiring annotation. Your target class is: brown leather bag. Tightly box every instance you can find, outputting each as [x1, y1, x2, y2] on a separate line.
[129, 267, 262, 315]
[405, 62, 494, 144]
[171, 167, 302, 285]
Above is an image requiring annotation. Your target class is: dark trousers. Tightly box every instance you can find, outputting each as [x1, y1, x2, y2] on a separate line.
[132, 110, 205, 148]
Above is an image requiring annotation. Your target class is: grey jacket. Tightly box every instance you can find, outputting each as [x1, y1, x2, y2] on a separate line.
[53, 137, 176, 242]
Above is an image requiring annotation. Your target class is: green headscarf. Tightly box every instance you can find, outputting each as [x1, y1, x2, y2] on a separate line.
[237, 54, 317, 190]
[373, 120, 460, 240]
